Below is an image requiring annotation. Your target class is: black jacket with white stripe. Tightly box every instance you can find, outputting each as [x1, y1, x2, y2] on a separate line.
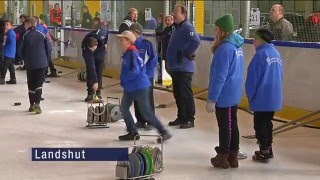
[118, 16, 134, 34]
[20, 27, 50, 70]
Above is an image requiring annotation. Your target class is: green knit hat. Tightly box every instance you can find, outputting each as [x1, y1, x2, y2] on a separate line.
[215, 14, 234, 33]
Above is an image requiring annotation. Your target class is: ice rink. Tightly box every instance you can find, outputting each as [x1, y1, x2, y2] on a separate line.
[0, 67, 319, 180]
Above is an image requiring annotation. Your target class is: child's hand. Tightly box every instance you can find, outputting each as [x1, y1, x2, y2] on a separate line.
[93, 83, 98, 92]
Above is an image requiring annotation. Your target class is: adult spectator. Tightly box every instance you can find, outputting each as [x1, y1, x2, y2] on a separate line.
[158, 15, 174, 70]
[269, 4, 293, 41]
[166, 4, 200, 129]
[118, 8, 138, 33]
[145, 16, 157, 30]
[50, 3, 63, 26]
[154, 13, 164, 82]
[14, 14, 29, 68]
[81, 5, 93, 29]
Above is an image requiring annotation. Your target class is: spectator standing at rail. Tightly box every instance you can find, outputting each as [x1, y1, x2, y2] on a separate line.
[50, 3, 63, 26]
[154, 13, 164, 83]
[0, 20, 16, 85]
[14, 14, 29, 68]
[246, 28, 283, 163]
[157, 15, 174, 72]
[116, 30, 171, 142]
[81, 5, 93, 29]
[206, 14, 245, 169]
[118, 8, 138, 33]
[20, 17, 50, 114]
[145, 16, 157, 30]
[35, 16, 59, 78]
[166, 4, 200, 129]
[269, 4, 294, 41]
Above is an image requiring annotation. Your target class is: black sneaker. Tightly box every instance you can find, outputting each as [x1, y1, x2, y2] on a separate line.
[28, 105, 35, 112]
[179, 121, 195, 129]
[119, 132, 140, 141]
[84, 95, 94, 102]
[157, 130, 172, 143]
[136, 122, 146, 129]
[6, 79, 17, 84]
[0, 79, 5, 85]
[168, 119, 182, 126]
[48, 73, 60, 78]
[252, 150, 270, 163]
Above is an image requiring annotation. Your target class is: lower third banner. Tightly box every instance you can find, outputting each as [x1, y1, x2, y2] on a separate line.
[31, 148, 128, 161]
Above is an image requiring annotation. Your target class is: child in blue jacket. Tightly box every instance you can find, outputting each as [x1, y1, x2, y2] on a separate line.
[245, 28, 283, 163]
[117, 31, 171, 143]
[129, 23, 158, 130]
[1, 20, 16, 85]
[206, 14, 245, 169]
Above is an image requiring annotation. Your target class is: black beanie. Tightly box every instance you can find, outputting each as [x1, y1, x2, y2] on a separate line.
[254, 28, 275, 43]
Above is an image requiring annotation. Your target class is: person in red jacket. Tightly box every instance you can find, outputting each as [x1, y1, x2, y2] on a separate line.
[50, 3, 62, 26]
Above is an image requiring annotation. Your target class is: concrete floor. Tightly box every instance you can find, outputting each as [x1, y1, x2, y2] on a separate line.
[0, 66, 319, 180]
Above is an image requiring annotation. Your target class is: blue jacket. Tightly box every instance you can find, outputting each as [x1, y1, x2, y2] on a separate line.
[145, 17, 157, 30]
[36, 23, 48, 34]
[120, 46, 151, 93]
[208, 32, 245, 107]
[245, 43, 283, 111]
[135, 36, 157, 78]
[4, 29, 16, 58]
[20, 27, 50, 69]
[166, 20, 200, 72]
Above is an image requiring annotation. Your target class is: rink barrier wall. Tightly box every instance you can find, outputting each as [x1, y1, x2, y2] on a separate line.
[48, 27, 320, 127]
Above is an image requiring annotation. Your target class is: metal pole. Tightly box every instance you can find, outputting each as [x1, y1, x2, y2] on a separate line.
[240, 1, 250, 38]
[111, 0, 117, 30]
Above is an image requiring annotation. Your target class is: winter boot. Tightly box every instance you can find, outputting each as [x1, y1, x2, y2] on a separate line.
[84, 94, 94, 102]
[228, 150, 239, 168]
[211, 146, 230, 169]
[28, 105, 35, 112]
[252, 149, 270, 163]
[267, 146, 274, 158]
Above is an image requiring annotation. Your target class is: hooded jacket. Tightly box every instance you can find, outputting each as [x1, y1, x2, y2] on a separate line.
[245, 43, 283, 111]
[135, 35, 158, 78]
[208, 32, 245, 107]
[120, 45, 151, 92]
[3, 29, 16, 59]
[166, 20, 200, 72]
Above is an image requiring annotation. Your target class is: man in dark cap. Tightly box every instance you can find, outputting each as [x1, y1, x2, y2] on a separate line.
[245, 28, 283, 163]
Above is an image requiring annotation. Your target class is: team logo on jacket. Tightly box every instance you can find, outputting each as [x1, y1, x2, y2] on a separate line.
[266, 57, 282, 66]
[236, 50, 244, 58]
[190, 32, 194, 36]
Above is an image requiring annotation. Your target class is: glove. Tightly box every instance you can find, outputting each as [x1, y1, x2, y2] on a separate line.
[206, 100, 216, 113]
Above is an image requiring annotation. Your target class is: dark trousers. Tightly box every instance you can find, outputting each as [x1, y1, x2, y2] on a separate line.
[87, 58, 104, 95]
[215, 106, 239, 153]
[254, 111, 275, 150]
[121, 88, 164, 134]
[134, 78, 154, 125]
[27, 68, 46, 105]
[170, 71, 195, 123]
[1, 57, 16, 80]
[46, 54, 57, 74]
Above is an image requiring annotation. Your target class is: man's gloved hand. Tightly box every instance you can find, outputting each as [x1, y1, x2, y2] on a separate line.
[206, 100, 216, 113]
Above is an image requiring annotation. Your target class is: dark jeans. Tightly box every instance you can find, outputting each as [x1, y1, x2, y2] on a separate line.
[215, 106, 239, 153]
[87, 58, 104, 95]
[1, 57, 16, 80]
[46, 54, 57, 74]
[134, 78, 154, 125]
[121, 88, 165, 134]
[170, 71, 195, 123]
[254, 111, 275, 150]
[27, 68, 46, 105]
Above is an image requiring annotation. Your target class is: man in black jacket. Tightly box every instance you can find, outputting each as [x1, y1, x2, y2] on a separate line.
[81, 25, 108, 102]
[118, 8, 138, 33]
[20, 17, 50, 114]
[14, 14, 29, 67]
